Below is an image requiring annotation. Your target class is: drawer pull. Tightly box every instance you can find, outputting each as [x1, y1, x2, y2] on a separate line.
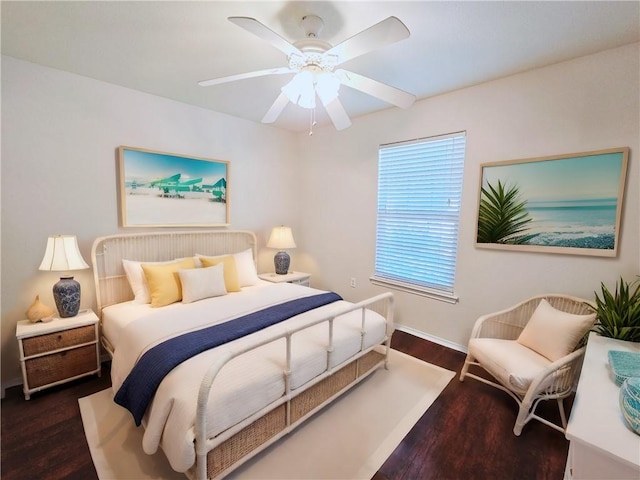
[57, 334, 63, 341]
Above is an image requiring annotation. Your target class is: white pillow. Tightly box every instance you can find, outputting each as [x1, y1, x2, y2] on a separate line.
[122, 257, 190, 304]
[179, 264, 227, 304]
[196, 249, 259, 287]
[233, 249, 259, 286]
[517, 299, 596, 362]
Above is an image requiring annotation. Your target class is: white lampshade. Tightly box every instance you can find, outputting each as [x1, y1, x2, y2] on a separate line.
[281, 70, 342, 111]
[39, 235, 89, 272]
[282, 71, 316, 109]
[315, 72, 340, 106]
[267, 226, 296, 250]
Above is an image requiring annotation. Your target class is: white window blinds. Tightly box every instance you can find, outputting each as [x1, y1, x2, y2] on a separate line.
[373, 132, 466, 300]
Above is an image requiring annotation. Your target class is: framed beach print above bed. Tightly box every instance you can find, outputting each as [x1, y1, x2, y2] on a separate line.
[118, 146, 229, 227]
[475, 147, 628, 257]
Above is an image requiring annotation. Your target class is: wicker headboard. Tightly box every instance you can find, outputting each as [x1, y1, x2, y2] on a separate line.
[91, 230, 257, 316]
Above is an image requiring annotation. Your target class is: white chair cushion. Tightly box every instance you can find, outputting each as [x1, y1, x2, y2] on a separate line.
[468, 338, 551, 395]
[516, 299, 595, 361]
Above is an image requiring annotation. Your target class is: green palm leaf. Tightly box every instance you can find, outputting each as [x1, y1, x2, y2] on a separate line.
[592, 277, 640, 342]
[477, 180, 534, 244]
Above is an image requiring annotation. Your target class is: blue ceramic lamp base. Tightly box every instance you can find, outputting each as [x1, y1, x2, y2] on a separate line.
[274, 251, 290, 275]
[53, 276, 81, 318]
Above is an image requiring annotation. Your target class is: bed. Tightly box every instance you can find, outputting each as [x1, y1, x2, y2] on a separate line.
[91, 230, 395, 479]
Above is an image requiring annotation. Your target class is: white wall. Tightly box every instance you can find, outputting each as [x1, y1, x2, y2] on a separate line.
[2, 43, 638, 389]
[1, 56, 300, 386]
[296, 43, 640, 349]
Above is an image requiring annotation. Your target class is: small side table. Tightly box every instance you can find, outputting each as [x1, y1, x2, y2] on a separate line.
[16, 309, 101, 400]
[259, 271, 311, 287]
[564, 332, 640, 479]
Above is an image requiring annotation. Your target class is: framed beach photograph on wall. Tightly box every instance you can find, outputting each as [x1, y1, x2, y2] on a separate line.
[475, 147, 628, 257]
[118, 146, 229, 227]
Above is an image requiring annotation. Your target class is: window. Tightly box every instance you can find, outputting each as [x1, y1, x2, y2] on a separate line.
[371, 132, 466, 303]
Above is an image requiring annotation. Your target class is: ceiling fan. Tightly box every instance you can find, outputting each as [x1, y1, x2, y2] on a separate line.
[198, 15, 416, 131]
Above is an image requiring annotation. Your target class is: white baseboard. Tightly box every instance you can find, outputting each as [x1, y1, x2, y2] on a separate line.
[395, 325, 468, 354]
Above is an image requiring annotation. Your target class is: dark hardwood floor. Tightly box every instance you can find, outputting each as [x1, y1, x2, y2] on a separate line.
[378, 331, 571, 480]
[1, 330, 571, 479]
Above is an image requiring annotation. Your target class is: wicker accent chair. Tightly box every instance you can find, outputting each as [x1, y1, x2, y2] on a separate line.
[459, 294, 596, 436]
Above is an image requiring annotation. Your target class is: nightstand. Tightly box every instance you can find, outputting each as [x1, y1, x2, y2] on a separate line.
[16, 309, 101, 400]
[259, 271, 311, 287]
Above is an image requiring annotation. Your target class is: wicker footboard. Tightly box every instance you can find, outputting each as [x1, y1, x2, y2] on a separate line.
[202, 349, 386, 479]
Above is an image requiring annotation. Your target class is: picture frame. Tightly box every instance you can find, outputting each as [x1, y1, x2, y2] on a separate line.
[118, 146, 230, 227]
[475, 147, 628, 257]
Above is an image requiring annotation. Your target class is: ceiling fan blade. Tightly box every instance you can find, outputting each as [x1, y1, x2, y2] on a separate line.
[229, 17, 303, 58]
[262, 93, 290, 124]
[324, 98, 352, 131]
[335, 69, 415, 109]
[198, 67, 293, 87]
[326, 16, 410, 65]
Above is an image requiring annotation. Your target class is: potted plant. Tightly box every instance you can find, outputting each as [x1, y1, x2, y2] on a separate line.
[592, 276, 640, 342]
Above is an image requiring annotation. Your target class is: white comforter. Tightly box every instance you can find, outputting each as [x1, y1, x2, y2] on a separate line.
[108, 283, 387, 473]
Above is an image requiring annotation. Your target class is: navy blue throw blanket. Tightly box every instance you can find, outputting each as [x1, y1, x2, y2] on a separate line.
[115, 292, 342, 425]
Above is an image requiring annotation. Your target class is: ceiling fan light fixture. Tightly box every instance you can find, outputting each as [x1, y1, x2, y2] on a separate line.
[315, 72, 340, 106]
[282, 70, 316, 109]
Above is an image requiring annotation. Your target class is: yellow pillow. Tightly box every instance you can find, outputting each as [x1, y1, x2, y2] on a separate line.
[200, 255, 241, 292]
[142, 258, 195, 307]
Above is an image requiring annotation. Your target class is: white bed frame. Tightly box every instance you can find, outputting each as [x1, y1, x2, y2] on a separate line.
[91, 230, 395, 479]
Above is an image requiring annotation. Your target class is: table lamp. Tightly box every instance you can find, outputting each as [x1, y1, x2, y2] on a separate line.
[39, 235, 89, 318]
[266, 226, 296, 275]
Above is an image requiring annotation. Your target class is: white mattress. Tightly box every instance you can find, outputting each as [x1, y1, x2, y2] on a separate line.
[105, 282, 388, 473]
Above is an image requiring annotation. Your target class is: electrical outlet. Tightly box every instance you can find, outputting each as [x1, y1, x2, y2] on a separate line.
[350, 278, 356, 288]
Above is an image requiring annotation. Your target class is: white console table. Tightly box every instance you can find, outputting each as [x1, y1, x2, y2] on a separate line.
[565, 332, 640, 479]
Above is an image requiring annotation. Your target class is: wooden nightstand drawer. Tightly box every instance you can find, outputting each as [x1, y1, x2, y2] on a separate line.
[25, 345, 97, 388]
[22, 325, 95, 357]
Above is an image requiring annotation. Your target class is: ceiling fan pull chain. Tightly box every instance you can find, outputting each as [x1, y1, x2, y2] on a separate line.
[309, 108, 316, 136]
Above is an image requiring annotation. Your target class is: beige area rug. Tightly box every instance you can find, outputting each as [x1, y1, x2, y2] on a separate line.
[79, 349, 455, 480]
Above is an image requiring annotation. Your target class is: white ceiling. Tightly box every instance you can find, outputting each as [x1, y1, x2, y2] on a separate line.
[2, 1, 639, 132]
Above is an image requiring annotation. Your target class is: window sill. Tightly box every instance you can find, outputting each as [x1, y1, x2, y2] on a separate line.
[369, 276, 459, 304]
